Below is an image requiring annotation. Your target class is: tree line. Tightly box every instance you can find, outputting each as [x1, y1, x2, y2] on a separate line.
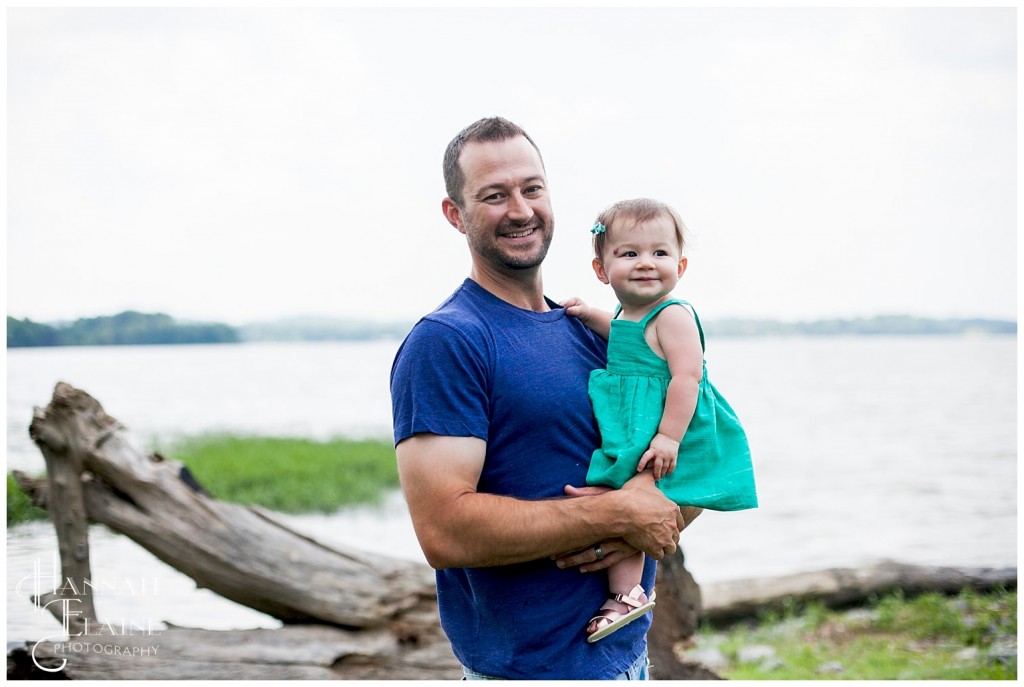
[8, 311, 1015, 348]
[7, 312, 239, 347]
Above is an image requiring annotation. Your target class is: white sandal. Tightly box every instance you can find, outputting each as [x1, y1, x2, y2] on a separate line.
[586, 584, 656, 643]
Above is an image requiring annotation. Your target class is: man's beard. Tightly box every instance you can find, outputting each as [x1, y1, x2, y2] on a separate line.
[467, 219, 554, 271]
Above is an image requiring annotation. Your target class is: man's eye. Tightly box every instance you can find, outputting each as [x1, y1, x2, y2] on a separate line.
[524, 185, 544, 195]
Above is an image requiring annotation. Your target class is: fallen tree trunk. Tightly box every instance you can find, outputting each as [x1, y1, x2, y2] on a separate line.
[700, 560, 1017, 626]
[7, 624, 462, 680]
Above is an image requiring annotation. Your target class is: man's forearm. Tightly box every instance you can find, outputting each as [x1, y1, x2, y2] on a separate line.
[399, 435, 684, 570]
[421, 490, 631, 569]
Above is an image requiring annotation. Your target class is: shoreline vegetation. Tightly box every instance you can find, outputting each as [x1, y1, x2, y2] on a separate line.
[7, 311, 1017, 348]
[7, 435, 397, 526]
[7, 434, 1016, 679]
[691, 587, 1016, 679]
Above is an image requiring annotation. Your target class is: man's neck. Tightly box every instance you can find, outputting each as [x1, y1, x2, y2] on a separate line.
[468, 265, 549, 313]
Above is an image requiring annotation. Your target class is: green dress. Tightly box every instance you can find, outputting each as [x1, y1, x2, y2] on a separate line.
[586, 299, 758, 511]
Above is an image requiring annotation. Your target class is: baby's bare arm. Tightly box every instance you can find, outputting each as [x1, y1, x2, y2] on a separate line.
[560, 296, 612, 340]
[639, 305, 704, 478]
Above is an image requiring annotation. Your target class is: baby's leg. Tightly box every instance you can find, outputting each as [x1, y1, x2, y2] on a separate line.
[607, 550, 646, 600]
[587, 551, 649, 637]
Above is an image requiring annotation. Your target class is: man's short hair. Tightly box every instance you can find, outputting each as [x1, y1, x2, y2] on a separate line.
[443, 117, 544, 207]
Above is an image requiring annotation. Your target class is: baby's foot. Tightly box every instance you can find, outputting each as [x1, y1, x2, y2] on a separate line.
[586, 585, 652, 639]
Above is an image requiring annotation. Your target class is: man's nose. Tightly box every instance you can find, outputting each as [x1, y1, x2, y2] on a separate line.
[507, 191, 534, 222]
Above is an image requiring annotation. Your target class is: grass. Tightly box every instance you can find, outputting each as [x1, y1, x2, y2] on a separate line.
[161, 435, 399, 514]
[6, 435, 399, 525]
[7, 472, 49, 525]
[687, 588, 1017, 680]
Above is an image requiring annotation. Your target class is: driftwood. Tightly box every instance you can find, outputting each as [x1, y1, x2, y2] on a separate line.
[700, 559, 1017, 626]
[16, 383, 440, 628]
[8, 624, 461, 680]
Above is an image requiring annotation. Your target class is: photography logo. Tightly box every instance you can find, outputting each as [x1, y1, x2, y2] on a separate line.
[15, 553, 163, 673]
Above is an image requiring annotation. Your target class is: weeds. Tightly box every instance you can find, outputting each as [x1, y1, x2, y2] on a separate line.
[687, 588, 1017, 680]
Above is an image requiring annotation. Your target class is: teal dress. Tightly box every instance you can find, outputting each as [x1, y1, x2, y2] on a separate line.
[586, 299, 758, 511]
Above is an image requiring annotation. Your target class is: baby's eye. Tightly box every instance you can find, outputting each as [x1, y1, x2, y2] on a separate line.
[654, 250, 669, 257]
[622, 251, 638, 258]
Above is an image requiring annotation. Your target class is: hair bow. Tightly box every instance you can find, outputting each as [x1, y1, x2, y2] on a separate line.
[591, 222, 606, 235]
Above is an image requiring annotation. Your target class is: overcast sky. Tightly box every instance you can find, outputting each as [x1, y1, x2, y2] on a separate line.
[6, 6, 1017, 325]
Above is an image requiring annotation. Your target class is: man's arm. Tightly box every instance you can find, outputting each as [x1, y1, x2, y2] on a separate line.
[397, 433, 684, 570]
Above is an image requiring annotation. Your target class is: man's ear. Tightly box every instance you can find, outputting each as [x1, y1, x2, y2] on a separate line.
[441, 198, 466, 234]
[592, 258, 610, 284]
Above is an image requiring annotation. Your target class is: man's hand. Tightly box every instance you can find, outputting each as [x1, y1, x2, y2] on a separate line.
[554, 484, 639, 572]
[616, 471, 684, 560]
[553, 536, 638, 573]
[554, 473, 689, 571]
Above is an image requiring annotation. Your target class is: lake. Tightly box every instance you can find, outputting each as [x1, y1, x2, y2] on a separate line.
[6, 336, 1017, 644]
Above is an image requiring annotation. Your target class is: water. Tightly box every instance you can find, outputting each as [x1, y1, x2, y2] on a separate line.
[6, 337, 1017, 644]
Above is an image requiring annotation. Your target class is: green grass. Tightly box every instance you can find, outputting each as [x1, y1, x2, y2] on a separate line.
[7, 435, 400, 525]
[162, 435, 399, 514]
[7, 472, 49, 525]
[690, 588, 1017, 680]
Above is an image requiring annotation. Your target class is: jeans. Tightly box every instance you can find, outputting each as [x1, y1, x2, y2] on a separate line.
[461, 646, 650, 680]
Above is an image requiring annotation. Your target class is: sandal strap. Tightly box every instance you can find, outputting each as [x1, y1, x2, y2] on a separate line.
[613, 584, 649, 610]
[589, 609, 623, 626]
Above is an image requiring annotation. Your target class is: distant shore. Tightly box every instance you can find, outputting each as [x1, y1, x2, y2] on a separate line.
[7, 311, 1017, 348]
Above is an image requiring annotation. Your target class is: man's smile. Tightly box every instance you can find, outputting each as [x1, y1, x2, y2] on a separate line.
[503, 228, 536, 238]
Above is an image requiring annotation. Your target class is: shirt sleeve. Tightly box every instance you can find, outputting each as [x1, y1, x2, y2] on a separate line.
[390, 318, 491, 446]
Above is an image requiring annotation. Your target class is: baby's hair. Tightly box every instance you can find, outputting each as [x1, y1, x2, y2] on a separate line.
[593, 198, 687, 260]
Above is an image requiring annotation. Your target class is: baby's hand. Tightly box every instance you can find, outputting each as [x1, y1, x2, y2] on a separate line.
[637, 433, 680, 481]
[559, 297, 611, 340]
[559, 296, 591, 323]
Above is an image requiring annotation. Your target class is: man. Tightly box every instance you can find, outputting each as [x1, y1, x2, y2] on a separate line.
[390, 117, 700, 679]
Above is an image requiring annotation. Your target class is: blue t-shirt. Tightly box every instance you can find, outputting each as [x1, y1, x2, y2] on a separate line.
[390, 279, 656, 680]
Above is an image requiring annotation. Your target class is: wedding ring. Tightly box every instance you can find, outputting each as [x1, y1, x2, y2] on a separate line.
[593, 544, 605, 561]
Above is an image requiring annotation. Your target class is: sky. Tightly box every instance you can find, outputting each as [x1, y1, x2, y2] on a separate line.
[5, 5, 1018, 326]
